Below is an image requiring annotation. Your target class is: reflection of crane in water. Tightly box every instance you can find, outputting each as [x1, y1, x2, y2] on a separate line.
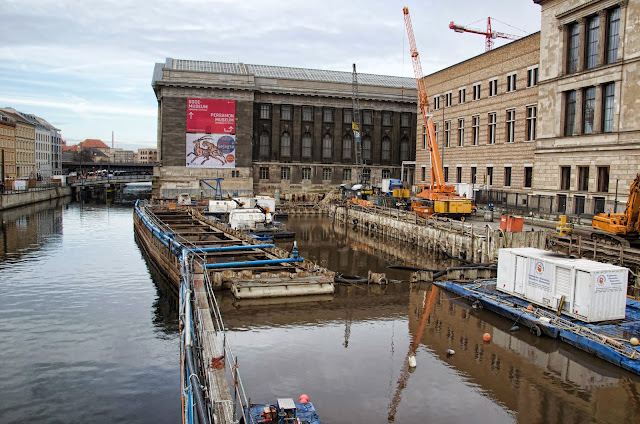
[388, 284, 440, 422]
[344, 308, 352, 348]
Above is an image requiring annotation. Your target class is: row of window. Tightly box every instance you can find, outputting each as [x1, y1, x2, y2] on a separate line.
[0, 138, 16, 148]
[564, 82, 615, 136]
[421, 165, 533, 189]
[259, 104, 412, 127]
[424, 105, 537, 148]
[566, 6, 620, 74]
[259, 166, 389, 182]
[259, 131, 411, 162]
[4, 165, 16, 175]
[1, 128, 15, 137]
[559, 165, 610, 192]
[1, 151, 15, 162]
[433, 67, 538, 110]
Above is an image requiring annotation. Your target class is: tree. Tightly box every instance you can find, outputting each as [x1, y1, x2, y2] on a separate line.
[73, 150, 94, 163]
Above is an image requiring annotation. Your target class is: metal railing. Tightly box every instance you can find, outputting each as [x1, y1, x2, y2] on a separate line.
[473, 189, 625, 218]
[0, 183, 60, 195]
[138, 202, 253, 424]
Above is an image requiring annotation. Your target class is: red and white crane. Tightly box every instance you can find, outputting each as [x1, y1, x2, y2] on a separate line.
[449, 17, 522, 51]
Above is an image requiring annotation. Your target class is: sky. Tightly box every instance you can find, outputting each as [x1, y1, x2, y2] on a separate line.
[0, 0, 541, 151]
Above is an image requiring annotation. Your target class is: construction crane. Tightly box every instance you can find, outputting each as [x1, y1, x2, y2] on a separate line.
[352, 63, 364, 185]
[403, 7, 473, 218]
[449, 17, 522, 51]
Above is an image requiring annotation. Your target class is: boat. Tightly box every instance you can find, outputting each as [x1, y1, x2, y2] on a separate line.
[244, 397, 321, 424]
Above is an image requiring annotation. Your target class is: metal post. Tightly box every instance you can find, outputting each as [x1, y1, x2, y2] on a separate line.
[614, 179, 619, 213]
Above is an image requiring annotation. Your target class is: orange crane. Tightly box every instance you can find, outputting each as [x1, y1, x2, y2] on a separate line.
[449, 17, 522, 51]
[403, 7, 473, 218]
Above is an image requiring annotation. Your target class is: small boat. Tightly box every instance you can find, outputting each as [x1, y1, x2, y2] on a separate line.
[244, 397, 321, 424]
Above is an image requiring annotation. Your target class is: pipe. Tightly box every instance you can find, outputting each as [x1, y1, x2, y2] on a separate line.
[186, 346, 210, 424]
[204, 256, 304, 269]
[191, 244, 275, 253]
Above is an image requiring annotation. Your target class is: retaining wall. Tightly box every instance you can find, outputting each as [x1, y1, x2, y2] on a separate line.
[0, 187, 71, 211]
[330, 205, 547, 264]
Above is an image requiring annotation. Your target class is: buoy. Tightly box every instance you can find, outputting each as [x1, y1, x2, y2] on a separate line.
[483, 333, 492, 342]
[299, 394, 309, 404]
[509, 326, 520, 332]
[446, 349, 455, 356]
[631, 337, 640, 346]
[527, 304, 534, 311]
[408, 354, 417, 368]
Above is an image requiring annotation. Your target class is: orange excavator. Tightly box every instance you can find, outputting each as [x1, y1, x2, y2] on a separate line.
[592, 173, 640, 247]
[403, 7, 474, 219]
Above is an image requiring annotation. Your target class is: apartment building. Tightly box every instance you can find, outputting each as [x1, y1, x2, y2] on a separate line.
[418, 33, 541, 193]
[0, 112, 17, 183]
[137, 148, 158, 163]
[0, 108, 36, 179]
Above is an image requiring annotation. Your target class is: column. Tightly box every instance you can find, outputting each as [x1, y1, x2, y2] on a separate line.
[560, 24, 569, 75]
[575, 89, 584, 135]
[597, 10, 607, 66]
[594, 85, 604, 133]
[577, 18, 587, 72]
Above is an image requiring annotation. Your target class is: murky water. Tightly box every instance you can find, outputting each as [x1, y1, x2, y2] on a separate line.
[218, 216, 640, 424]
[1, 204, 639, 424]
[0, 199, 179, 424]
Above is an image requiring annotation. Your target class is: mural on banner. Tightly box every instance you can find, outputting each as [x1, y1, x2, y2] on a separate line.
[186, 133, 236, 168]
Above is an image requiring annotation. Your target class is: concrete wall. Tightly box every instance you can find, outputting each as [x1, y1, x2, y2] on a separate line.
[330, 205, 547, 264]
[0, 187, 71, 211]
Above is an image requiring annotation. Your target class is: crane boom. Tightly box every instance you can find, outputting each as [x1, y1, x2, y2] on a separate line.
[403, 7, 446, 190]
[449, 17, 522, 51]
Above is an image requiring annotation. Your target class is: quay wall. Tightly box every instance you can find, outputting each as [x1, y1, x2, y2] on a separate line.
[329, 205, 547, 264]
[0, 187, 71, 211]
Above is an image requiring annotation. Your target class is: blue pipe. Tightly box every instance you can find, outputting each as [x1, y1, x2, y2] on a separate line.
[191, 244, 275, 253]
[204, 256, 304, 269]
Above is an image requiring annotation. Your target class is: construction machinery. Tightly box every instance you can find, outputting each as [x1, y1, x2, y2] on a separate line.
[591, 173, 640, 246]
[449, 17, 522, 51]
[556, 215, 573, 237]
[403, 7, 474, 219]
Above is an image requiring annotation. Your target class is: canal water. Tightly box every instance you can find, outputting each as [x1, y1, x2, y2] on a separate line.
[1, 202, 639, 423]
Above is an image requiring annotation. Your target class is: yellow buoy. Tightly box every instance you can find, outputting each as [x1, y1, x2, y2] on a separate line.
[630, 337, 639, 346]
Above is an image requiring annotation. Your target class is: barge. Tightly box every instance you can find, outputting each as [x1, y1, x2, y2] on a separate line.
[434, 280, 640, 375]
[134, 201, 334, 299]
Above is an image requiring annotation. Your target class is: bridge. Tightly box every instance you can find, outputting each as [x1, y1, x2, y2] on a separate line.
[67, 174, 152, 187]
[62, 161, 155, 175]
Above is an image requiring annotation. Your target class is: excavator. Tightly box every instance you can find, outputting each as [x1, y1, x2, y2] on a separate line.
[403, 7, 474, 219]
[591, 173, 640, 247]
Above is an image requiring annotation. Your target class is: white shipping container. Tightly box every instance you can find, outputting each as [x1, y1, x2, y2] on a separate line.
[208, 200, 237, 213]
[255, 196, 276, 213]
[497, 248, 628, 322]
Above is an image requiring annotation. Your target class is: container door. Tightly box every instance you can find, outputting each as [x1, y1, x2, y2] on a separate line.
[573, 271, 591, 318]
[555, 267, 572, 313]
[514, 255, 526, 295]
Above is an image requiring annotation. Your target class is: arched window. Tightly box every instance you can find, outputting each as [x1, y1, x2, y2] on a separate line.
[301, 133, 312, 158]
[400, 137, 409, 162]
[381, 136, 391, 161]
[322, 134, 332, 159]
[342, 134, 352, 159]
[259, 131, 270, 157]
[362, 136, 372, 162]
[280, 132, 291, 157]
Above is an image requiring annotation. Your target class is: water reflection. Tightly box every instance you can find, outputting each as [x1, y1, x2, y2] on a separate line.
[0, 197, 68, 264]
[220, 216, 640, 424]
[0, 201, 179, 424]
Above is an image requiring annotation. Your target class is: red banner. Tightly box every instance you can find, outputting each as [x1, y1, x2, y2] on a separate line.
[186, 98, 235, 134]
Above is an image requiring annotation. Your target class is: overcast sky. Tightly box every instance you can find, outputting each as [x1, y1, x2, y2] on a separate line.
[1, 0, 541, 150]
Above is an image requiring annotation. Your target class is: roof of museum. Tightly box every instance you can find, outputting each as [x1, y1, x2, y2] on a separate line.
[155, 58, 417, 90]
